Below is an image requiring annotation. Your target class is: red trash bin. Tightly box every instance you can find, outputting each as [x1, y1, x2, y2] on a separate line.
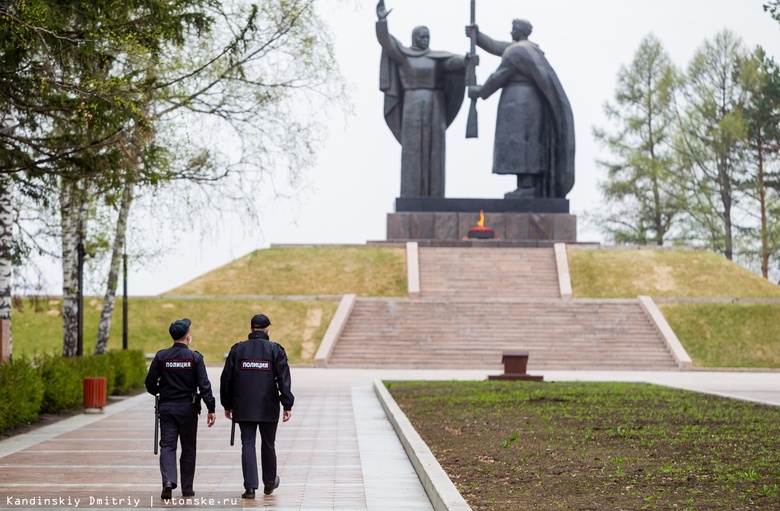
[84, 377, 107, 412]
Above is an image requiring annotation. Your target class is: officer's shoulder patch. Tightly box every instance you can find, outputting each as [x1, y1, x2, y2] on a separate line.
[274, 342, 287, 352]
[193, 350, 204, 360]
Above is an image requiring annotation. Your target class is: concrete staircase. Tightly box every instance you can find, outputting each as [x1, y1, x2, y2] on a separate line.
[327, 298, 678, 370]
[325, 247, 681, 370]
[419, 247, 560, 298]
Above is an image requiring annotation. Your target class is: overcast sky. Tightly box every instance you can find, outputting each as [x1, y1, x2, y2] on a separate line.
[113, 0, 780, 295]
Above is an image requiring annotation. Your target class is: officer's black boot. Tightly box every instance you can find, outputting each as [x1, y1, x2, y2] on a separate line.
[263, 475, 280, 495]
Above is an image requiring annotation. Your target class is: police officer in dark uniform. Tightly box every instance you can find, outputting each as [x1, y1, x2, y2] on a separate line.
[145, 318, 216, 500]
[220, 313, 294, 499]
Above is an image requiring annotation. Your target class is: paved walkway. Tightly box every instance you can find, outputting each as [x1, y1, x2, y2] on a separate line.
[2, 368, 780, 510]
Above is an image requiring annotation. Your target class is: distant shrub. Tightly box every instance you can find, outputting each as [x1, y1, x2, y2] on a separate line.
[0, 360, 44, 432]
[1, 351, 145, 434]
[39, 355, 81, 413]
[39, 354, 116, 413]
[107, 350, 147, 394]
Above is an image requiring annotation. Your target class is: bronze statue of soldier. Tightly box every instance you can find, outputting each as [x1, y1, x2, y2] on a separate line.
[467, 19, 575, 199]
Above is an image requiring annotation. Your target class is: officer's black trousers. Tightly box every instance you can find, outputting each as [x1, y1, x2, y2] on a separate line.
[238, 421, 278, 490]
[159, 401, 199, 494]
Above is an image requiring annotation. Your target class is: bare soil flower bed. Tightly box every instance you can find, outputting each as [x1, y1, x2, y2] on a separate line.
[388, 380, 780, 511]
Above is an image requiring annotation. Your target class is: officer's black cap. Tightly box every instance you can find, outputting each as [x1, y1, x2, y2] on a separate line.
[251, 314, 271, 329]
[169, 318, 191, 340]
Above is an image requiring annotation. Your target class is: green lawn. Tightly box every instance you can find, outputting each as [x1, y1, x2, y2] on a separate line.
[568, 249, 780, 298]
[11, 296, 337, 365]
[166, 246, 408, 297]
[660, 302, 780, 368]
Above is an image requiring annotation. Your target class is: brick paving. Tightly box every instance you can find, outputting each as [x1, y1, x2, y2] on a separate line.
[0, 367, 435, 511]
[3, 367, 780, 510]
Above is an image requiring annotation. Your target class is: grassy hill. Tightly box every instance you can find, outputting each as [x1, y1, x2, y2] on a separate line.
[659, 303, 780, 368]
[166, 246, 407, 297]
[568, 248, 780, 368]
[12, 246, 407, 365]
[12, 296, 338, 365]
[13, 245, 780, 368]
[567, 248, 780, 298]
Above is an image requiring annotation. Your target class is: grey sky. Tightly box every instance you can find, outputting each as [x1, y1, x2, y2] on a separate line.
[125, 0, 780, 295]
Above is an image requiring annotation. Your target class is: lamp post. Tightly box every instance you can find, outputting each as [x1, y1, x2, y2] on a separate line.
[76, 235, 85, 357]
[122, 247, 128, 350]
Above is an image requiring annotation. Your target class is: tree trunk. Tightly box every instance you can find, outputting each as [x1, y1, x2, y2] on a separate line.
[0, 174, 13, 362]
[61, 179, 87, 357]
[94, 181, 134, 354]
[758, 143, 769, 279]
[718, 153, 734, 261]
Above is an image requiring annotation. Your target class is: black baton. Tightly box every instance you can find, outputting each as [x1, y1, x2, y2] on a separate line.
[230, 420, 236, 446]
[154, 394, 160, 455]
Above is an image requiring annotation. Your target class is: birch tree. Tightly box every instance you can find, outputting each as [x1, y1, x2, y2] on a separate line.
[94, 182, 132, 354]
[0, 0, 218, 357]
[3, 0, 346, 356]
[0, 173, 12, 361]
[91, 0, 346, 353]
[59, 179, 89, 356]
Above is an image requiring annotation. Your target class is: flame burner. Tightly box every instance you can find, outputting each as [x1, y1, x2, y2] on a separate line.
[466, 210, 496, 239]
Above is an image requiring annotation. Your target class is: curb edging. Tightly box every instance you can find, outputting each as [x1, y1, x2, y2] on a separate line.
[553, 243, 572, 300]
[313, 294, 356, 367]
[638, 295, 693, 370]
[407, 241, 420, 298]
[373, 380, 472, 511]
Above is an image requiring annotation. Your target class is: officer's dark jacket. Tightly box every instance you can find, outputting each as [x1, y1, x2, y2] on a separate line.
[145, 342, 216, 413]
[220, 330, 294, 422]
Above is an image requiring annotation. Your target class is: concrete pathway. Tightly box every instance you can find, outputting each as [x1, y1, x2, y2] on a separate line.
[2, 368, 780, 510]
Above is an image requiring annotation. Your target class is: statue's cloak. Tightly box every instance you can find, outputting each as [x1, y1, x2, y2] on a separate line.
[379, 38, 466, 143]
[503, 41, 575, 197]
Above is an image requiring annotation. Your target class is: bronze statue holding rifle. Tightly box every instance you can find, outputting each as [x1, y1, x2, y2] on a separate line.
[467, 18, 575, 199]
[465, 0, 479, 138]
[376, 0, 477, 198]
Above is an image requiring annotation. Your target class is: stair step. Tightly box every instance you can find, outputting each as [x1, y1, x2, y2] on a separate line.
[325, 247, 680, 370]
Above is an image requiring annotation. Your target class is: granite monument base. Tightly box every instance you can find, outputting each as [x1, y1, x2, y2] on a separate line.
[387, 211, 576, 242]
[388, 197, 576, 242]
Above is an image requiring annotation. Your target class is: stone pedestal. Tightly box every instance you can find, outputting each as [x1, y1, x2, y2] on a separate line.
[387, 211, 576, 242]
[488, 351, 544, 381]
[387, 198, 576, 242]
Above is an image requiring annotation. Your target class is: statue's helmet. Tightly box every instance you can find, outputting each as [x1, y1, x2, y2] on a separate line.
[512, 19, 533, 37]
